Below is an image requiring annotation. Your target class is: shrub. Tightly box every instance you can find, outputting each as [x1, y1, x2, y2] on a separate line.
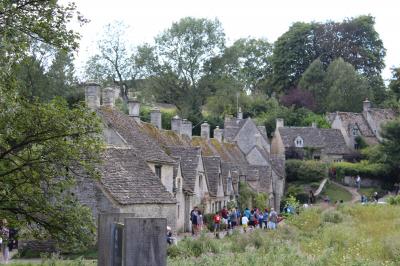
[286, 159, 328, 182]
[333, 161, 391, 179]
[322, 210, 343, 224]
[387, 195, 400, 205]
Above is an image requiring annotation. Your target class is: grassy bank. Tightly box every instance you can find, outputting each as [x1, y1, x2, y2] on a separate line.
[168, 204, 400, 265]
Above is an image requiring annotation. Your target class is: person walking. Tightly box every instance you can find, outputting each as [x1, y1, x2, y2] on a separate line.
[241, 214, 249, 232]
[213, 211, 221, 237]
[268, 208, 278, 230]
[197, 210, 203, 233]
[356, 175, 361, 191]
[262, 209, 269, 229]
[1, 219, 10, 264]
[190, 207, 198, 236]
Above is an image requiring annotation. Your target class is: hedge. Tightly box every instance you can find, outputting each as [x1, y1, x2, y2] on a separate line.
[332, 161, 390, 179]
[286, 159, 328, 182]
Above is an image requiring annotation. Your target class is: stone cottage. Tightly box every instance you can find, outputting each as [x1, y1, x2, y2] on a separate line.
[328, 99, 397, 149]
[271, 118, 349, 163]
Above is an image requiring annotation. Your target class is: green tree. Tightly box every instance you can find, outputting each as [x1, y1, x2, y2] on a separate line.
[272, 22, 316, 91]
[389, 67, 400, 101]
[0, 0, 103, 249]
[299, 59, 327, 113]
[149, 17, 225, 119]
[380, 119, 400, 179]
[325, 58, 371, 112]
[206, 38, 273, 93]
[85, 21, 135, 101]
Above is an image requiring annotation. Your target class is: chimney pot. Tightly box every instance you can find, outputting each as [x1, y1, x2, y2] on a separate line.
[84, 82, 101, 110]
[276, 118, 284, 129]
[214, 126, 223, 142]
[201, 121, 210, 139]
[127, 98, 140, 122]
[150, 107, 162, 129]
[363, 98, 371, 112]
[102, 87, 115, 108]
[237, 107, 243, 120]
[312, 122, 317, 128]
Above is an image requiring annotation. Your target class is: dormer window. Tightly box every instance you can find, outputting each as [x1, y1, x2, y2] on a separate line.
[155, 165, 162, 179]
[294, 136, 304, 148]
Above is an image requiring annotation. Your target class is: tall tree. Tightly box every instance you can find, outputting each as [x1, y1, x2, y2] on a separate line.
[206, 38, 273, 93]
[272, 15, 386, 92]
[325, 58, 371, 112]
[0, 0, 103, 249]
[389, 67, 400, 101]
[299, 59, 327, 112]
[85, 21, 135, 101]
[149, 17, 225, 119]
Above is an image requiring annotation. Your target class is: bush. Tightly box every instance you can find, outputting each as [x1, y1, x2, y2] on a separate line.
[322, 210, 343, 224]
[387, 195, 400, 205]
[286, 159, 328, 182]
[333, 160, 390, 179]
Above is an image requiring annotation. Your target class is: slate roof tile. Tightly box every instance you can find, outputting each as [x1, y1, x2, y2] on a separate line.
[99, 148, 176, 204]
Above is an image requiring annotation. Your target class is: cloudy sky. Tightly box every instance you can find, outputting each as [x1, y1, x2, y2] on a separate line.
[66, 0, 399, 80]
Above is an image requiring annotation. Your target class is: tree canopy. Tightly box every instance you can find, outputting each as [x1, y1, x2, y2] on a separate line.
[1, 0, 103, 249]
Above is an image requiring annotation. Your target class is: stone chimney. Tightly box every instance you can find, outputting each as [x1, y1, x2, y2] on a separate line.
[84, 82, 100, 110]
[214, 126, 223, 142]
[255, 133, 263, 148]
[363, 98, 371, 112]
[171, 115, 182, 133]
[127, 98, 140, 122]
[237, 107, 243, 120]
[102, 87, 115, 108]
[150, 107, 162, 129]
[311, 122, 317, 128]
[181, 119, 193, 139]
[276, 118, 284, 129]
[201, 121, 210, 139]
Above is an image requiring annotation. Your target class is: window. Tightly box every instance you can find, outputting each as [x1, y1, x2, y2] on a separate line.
[352, 126, 360, 136]
[354, 143, 360, 150]
[155, 165, 162, 179]
[313, 156, 320, 160]
[294, 136, 304, 148]
[177, 205, 180, 219]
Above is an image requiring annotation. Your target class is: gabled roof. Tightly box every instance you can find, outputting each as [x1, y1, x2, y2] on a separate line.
[167, 146, 202, 192]
[98, 107, 175, 164]
[332, 112, 375, 137]
[278, 127, 349, 154]
[203, 156, 221, 197]
[99, 148, 176, 204]
[368, 108, 397, 124]
[223, 117, 247, 141]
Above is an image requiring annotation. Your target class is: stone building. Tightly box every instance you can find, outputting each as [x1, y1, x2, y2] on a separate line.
[328, 99, 397, 150]
[271, 119, 349, 163]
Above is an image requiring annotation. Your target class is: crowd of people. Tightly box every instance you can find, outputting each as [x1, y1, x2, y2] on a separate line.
[189, 206, 283, 238]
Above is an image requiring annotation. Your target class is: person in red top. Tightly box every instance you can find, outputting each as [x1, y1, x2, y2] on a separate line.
[213, 211, 221, 236]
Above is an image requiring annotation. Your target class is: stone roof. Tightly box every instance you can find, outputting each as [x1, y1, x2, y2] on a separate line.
[223, 117, 247, 141]
[99, 148, 176, 204]
[368, 108, 397, 124]
[202, 156, 221, 197]
[278, 127, 349, 154]
[167, 146, 201, 192]
[139, 122, 191, 148]
[333, 112, 375, 137]
[98, 107, 175, 164]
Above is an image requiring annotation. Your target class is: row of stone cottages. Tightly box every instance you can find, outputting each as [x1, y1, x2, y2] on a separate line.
[76, 83, 286, 232]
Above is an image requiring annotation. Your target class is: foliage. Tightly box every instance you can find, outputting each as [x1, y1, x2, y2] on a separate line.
[280, 87, 316, 110]
[237, 182, 256, 210]
[355, 136, 368, 150]
[170, 205, 400, 265]
[389, 67, 400, 100]
[333, 161, 390, 179]
[254, 193, 268, 211]
[325, 58, 372, 112]
[285, 160, 328, 182]
[272, 15, 385, 92]
[0, 0, 103, 251]
[387, 195, 400, 205]
[380, 119, 400, 179]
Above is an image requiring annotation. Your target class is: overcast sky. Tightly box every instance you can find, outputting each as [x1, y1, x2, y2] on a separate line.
[66, 0, 399, 81]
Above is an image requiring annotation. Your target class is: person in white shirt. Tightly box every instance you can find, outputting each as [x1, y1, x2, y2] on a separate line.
[241, 215, 249, 232]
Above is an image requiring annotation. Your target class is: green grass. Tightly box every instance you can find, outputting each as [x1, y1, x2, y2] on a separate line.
[319, 182, 352, 202]
[169, 204, 400, 265]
